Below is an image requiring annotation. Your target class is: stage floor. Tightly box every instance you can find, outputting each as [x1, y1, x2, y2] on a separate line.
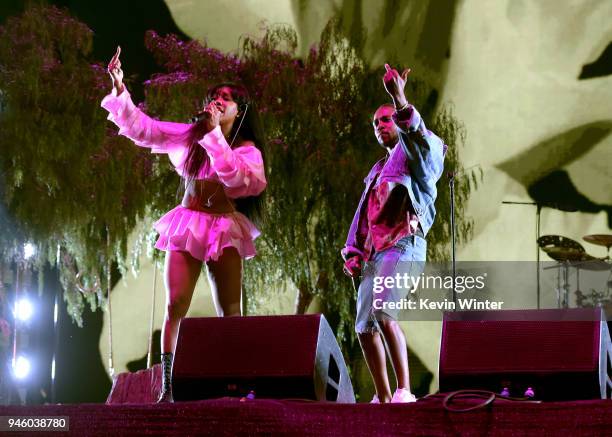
[1, 396, 611, 436]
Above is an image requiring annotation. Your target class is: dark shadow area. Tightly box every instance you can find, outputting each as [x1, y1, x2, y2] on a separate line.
[52, 0, 189, 99]
[407, 346, 434, 397]
[290, 0, 458, 93]
[55, 269, 112, 403]
[579, 41, 612, 80]
[422, 89, 439, 119]
[497, 121, 612, 187]
[0, 0, 22, 25]
[1, 0, 189, 100]
[416, 0, 456, 71]
[127, 329, 161, 373]
[528, 170, 612, 228]
[497, 119, 612, 242]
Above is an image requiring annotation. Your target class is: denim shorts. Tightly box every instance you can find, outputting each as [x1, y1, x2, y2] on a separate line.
[355, 235, 426, 334]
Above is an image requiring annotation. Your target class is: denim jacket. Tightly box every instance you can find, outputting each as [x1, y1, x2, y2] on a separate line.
[342, 104, 447, 261]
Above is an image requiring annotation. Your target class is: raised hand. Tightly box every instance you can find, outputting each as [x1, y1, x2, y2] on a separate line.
[383, 63, 411, 108]
[203, 101, 221, 131]
[107, 46, 124, 94]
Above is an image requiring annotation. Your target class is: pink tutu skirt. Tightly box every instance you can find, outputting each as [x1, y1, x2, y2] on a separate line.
[153, 205, 260, 262]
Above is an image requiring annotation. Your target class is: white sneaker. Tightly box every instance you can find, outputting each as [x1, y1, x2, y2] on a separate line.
[370, 394, 380, 404]
[391, 388, 417, 403]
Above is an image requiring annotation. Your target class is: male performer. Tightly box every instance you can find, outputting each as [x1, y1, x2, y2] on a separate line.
[342, 64, 446, 403]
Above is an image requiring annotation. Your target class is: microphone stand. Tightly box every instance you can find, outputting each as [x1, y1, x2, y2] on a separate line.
[501, 201, 542, 309]
[449, 172, 457, 307]
[447, 165, 480, 309]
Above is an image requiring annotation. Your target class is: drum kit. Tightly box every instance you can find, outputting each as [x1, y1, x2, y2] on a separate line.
[538, 234, 612, 308]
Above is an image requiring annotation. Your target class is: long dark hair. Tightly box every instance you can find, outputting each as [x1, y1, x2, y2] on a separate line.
[183, 82, 266, 224]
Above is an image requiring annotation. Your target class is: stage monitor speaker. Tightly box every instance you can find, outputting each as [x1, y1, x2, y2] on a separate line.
[172, 314, 355, 402]
[439, 308, 612, 401]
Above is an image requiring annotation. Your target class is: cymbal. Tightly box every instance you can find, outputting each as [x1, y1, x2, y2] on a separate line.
[538, 235, 585, 252]
[542, 247, 586, 262]
[542, 247, 610, 269]
[583, 234, 612, 249]
[572, 259, 611, 271]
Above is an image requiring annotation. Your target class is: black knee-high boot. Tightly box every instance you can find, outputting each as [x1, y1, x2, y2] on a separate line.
[158, 352, 174, 403]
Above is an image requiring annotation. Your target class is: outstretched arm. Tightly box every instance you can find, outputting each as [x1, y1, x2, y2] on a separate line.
[383, 64, 446, 180]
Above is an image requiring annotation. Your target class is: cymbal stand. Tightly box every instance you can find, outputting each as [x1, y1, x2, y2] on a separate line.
[501, 201, 543, 308]
[548, 261, 571, 308]
[562, 261, 570, 308]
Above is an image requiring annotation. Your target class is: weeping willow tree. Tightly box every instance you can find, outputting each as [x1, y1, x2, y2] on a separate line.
[0, 5, 152, 325]
[143, 21, 474, 350]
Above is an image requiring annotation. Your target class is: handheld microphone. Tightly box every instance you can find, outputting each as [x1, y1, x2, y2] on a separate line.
[190, 112, 209, 124]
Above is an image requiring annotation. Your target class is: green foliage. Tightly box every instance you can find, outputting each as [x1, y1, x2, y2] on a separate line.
[0, 5, 152, 325]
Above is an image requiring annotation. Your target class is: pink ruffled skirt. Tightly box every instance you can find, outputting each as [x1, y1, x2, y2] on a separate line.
[153, 205, 260, 262]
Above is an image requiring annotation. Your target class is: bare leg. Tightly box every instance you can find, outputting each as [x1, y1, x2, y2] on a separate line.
[161, 250, 202, 353]
[378, 319, 410, 390]
[206, 247, 243, 317]
[358, 331, 392, 402]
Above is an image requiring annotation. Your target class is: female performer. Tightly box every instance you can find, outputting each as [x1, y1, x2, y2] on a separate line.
[102, 47, 267, 402]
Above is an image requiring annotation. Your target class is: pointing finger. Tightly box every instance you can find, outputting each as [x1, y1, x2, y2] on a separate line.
[111, 47, 119, 64]
[384, 63, 391, 72]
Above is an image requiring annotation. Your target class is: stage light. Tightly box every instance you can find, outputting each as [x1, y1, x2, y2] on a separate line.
[13, 356, 31, 380]
[23, 242, 36, 260]
[14, 298, 33, 322]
